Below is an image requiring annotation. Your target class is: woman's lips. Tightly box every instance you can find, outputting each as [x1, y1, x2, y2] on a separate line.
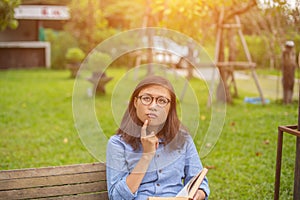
[147, 113, 158, 118]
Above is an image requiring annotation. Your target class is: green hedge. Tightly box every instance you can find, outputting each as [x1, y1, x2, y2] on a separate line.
[45, 29, 79, 69]
[237, 34, 300, 69]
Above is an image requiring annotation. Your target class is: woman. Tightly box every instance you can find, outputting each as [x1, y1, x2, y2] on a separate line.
[106, 75, 209, 200]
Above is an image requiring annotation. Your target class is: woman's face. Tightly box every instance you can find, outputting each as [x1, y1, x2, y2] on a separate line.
[134, 85, 171, 127]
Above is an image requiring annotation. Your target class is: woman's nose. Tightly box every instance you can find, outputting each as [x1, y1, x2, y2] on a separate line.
[148, 101, 158, 110]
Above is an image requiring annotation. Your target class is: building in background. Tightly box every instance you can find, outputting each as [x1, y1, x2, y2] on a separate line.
[0, 1, 70, 69]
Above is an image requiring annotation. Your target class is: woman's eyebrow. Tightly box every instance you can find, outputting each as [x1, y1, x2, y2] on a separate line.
[139, 92, 151, 96]
[140, 93, 169, 98]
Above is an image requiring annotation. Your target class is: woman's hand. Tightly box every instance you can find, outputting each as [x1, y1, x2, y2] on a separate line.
[140, 120, 159, 155]
[126, 120, 158, 193]
[193, 189, 206, 200]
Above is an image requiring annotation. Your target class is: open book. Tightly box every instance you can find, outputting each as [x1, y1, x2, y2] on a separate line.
[148, 168, 208, 200]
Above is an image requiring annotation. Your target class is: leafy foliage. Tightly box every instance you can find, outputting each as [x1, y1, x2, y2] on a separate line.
[21, 0, 71, 5]
[102, 0, 298, 69]
[241, 2, 300, 68]
[0, 0, 20, 31]
[65, 0, 116, 52]
[65, 47, 86, 63]
[103, 0, 146, 29]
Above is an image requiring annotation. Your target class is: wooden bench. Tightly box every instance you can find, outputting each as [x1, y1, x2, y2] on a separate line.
[0, 162, 108, 200]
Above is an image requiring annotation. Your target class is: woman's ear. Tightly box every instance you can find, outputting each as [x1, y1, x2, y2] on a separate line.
[134, 97, 137, 108]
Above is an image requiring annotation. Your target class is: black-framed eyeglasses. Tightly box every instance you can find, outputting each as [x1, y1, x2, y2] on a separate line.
[137, 94, 171, 107]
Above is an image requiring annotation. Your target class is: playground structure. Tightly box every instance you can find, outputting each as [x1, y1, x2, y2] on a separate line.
[130, 8, 265, 105]
[212, 8, 265, 105]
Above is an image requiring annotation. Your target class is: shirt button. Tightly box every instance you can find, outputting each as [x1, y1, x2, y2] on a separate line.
[156, 183, 160, 186]
[157, 154, 160, 158]
[159, 169, 162, 173]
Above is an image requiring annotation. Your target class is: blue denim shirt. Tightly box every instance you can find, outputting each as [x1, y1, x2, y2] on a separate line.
[106, 133, 210, 200]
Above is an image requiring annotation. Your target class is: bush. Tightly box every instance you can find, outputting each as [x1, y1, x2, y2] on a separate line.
[65, 48, 86, 64]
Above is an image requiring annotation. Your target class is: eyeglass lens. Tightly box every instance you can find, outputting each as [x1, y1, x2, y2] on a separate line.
[139, 95, 170, 107]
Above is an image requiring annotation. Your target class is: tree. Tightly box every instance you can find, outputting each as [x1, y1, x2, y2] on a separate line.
[102, 0, 147, 29]
[241, 0, 300, 69]
[65, 0, 116, 52]
[0, 0, 20, 31]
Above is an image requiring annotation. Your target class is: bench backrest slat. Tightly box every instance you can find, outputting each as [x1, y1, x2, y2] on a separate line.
[0, 171, 105, 190]
[0, 162, 105, 180]
[0, 162, 108, 200]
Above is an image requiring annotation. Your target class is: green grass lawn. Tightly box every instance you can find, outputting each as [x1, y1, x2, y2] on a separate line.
[0, 67, 298, 199]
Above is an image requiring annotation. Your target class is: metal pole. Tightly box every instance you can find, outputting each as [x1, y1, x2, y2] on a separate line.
[274, 129, 283, 200]
[295, 137, 300, 200]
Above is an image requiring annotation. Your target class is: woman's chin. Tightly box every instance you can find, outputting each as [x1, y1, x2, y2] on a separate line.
[148, 120, 165, 129]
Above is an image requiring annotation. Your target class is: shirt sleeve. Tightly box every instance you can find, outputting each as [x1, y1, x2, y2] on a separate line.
[106, 135, 138, 200]
[184, 135, 210, 199]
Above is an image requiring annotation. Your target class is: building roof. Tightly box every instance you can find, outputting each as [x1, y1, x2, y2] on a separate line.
[15, 5, 70, 20]
[21, 0, 71, 6]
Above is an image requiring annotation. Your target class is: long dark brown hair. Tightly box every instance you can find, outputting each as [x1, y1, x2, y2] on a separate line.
[116, 75, 188, 151]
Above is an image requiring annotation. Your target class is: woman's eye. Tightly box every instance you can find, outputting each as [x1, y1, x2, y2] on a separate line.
[158, 98, 167, 104]
[142, 96, 151, 102]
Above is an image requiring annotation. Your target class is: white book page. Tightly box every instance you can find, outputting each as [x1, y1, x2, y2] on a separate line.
[176, 168, 208, 198]
[176, 172, 201, 197]
[176, 183, 189, 197]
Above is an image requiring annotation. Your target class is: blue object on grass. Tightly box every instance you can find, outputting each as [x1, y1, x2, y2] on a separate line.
[244, 97, 270, 104]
